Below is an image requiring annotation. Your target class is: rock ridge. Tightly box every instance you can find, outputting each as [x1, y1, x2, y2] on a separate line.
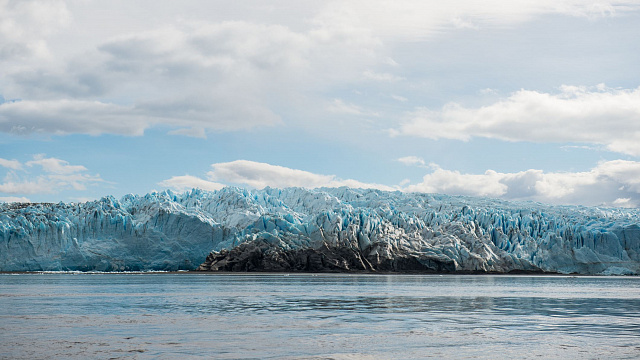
[196, 240, 457, 273]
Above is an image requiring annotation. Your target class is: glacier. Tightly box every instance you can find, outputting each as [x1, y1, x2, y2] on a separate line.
[1, 187, 639, 274]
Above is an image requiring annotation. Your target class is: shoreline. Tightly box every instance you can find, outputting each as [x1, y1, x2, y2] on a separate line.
[1, 269, 634, 276]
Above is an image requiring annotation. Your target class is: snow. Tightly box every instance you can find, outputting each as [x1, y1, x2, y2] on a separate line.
[1, 187, 639, 274]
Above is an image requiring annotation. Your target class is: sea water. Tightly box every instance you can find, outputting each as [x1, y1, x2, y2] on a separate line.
[1, 273, 639, 359]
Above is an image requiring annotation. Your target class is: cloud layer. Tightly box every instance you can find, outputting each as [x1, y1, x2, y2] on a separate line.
[160, 159, 640, 208]
[0, 155, 103, 201]
[4, 1, 639, 138]
[404, 160, 640, 207]
[0, 0, 70, 62]
[3, 1, 640, 206]
[2, 19, 377, 136]
[394, 85, 640, 156]
[161, 160, 396, 192]
[317, 0, 640, 40]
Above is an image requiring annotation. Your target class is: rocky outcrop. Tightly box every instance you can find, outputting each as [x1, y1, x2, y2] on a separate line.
[198, 239, 463, 273]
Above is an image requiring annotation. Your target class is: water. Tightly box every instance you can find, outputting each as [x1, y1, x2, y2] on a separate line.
[1, 273, 639, 359]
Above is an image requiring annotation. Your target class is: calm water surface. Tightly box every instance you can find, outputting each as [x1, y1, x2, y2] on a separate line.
[1, 273, 639, 359]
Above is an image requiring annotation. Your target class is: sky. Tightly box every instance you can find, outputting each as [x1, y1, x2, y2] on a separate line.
[1, 0, 640, 207]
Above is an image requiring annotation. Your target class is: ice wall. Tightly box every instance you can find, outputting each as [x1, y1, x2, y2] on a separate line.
[1, 187, 639, 274]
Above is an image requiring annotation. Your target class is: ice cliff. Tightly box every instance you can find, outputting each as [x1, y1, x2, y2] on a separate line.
[1, 187, 639, 274]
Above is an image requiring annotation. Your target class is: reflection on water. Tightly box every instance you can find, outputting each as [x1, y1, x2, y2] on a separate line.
[1, 273, 639, 359]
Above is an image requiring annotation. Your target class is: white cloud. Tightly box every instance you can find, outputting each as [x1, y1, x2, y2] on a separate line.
[4, 2, 639, 138]
[0, 100, 149, 136]
[154, 158, 640, 207]
[26, 154, 87, 174]
[47, 173, 103, 191]
[207, 160, 334, 189]
[391, 95, 408, 102]
[163, 160, 397, 191]
[136, 96, 282, 133]
[362, 70, 404, 82]
[479, 88, 498, 95]
[613, 198, 633, 208]
[0, 175, 53, 195]
[595, 160, 640, 192]
[397, 156, 426, 167]
[395, 85, 640, 156]
[450, 16, 479, 30]
[405, 165, 508, 197]
[3, 19, 380, 136]
[405, 160, 640, 207]
[167, 127, 207, 139]
[383, 57, 399, 66]
[315, 0, 640, 42]
[158, 175, 225, 192]
[0, 96, 281, 136]
[0, 155, 103, 195]
[208, 160, 395, 191]
[0, 0, 70, 62]
[560, 145, 600, 151]
[0, 196, 30, 203]
[0, 158, 22, 170]
[327, 99, 366, 116]
[2, 1, 640, 207]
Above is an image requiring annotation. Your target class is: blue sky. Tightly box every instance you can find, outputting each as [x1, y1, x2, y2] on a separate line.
[1, 0, 640, 207]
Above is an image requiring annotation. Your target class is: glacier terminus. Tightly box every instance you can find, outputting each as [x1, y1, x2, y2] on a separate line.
[1, 187, 639, 275]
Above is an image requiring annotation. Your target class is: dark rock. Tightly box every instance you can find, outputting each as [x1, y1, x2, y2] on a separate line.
[196, 240, 456, 273]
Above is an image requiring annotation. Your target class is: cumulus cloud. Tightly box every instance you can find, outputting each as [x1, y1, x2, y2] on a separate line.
[207, 160, 397, 190]
[613, 198, 634, 208]
[397, 156, 426, 167]
[26, 154, 87, 174]
[394, 85, 640, 156]
[0, 175, 52, 195]
[0, 158, 22, 170]
[158, 175, 225, 192]
[405, 160, 640, 207]
[161, 160, 396, 192]
[0, 196, 30, 203]
[156, 158, 640, 207]
[207, 160, 336, 189]
[0, 155, 103, 195]
[405, 165, 508, 197]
